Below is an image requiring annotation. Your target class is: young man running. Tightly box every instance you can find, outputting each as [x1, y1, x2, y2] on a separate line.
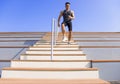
[58, 2, 75, 44]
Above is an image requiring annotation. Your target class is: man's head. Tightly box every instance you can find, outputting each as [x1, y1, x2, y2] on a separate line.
[65, 2, 70, 10]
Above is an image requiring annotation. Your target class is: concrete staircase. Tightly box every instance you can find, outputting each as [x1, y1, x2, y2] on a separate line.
[1, 33, 110, 84]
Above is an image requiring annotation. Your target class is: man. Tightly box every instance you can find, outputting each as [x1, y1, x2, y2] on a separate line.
[58, 2, 75, 44]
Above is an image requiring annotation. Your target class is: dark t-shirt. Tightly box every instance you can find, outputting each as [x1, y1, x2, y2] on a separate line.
[63, 10, 72, 22]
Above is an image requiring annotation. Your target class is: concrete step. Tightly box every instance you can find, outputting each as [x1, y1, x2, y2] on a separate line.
[0, 78, 110, 84]
[36, 42, 77, 45]
[27, 49, 82, 51]
[25, 50, 83, 54]
[2, 68, 99, 79]
[20, 54, 86, 60]
[11, 60, 91, 68]
[29, 47, 80, 50]
[36, 40, 76, 42]
[33, 45, 79, 48]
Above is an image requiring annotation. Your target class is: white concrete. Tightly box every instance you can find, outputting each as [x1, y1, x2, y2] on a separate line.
[93, 62, 120, 81]
[25, 50, 83, 54]
[33, 45, 79, 47]
[11, 61, 90, 68]
[51, 56, 86, 60]
[36, 42, 77, 45]
[20, 56, 51, 60]
[2, 70, 99, 79]
[29, 47, 80, 50]
[20, 55, 87, 60]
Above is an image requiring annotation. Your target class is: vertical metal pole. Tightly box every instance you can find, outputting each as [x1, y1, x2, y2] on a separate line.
[54, 19, 56, 45]
[54, 19, 59, 45]
[51, 18, 54, 60]
[56, 20, 59, 42]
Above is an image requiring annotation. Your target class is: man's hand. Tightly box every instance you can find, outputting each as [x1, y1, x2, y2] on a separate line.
[69, 11, 75, 20]
[68, 15, 73, 19]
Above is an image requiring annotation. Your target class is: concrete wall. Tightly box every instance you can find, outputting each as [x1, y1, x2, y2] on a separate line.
[93, 62, 120, 81]
[0, 48, 27, 60]
[0, 41, 38, 46]
[75, 39, 120, 60]
[74, 33, 120, 81]
[78, 42, 120, 46]
[82, 48, 120, 60]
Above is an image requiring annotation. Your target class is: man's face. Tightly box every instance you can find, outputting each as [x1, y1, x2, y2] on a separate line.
[65, 4, 70, 10]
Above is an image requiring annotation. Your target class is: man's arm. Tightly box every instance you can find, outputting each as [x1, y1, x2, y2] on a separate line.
[69, 10, 75, 20]
[58, 11, 63, 27]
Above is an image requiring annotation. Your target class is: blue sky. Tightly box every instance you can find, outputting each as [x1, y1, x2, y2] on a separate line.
[0, 0, 120, 32]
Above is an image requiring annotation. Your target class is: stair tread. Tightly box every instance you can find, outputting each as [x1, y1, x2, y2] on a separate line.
[30, 46, 80, 48]
[37, 41, 76, 43]
[34, 45, 79, 46]
[0, 78, 110, 84]
[36, 43, 78, 45]
[21, 54, 86, 56]
[3, 67, 98, 71]
[12, 60, 91, 62]
[27, 50, 82, 51]
[35, 43, 77, 44]
[32, 47, 80, 48]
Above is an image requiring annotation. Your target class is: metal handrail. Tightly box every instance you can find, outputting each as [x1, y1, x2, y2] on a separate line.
[51, 18, 59, 60]
[54, 19, 56, 45]
[51, 18, 54, 60]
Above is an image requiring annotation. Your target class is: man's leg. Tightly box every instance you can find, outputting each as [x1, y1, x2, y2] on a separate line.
[68, 30, 72, 42]
[61, 23, 67, 41]
[61, 23, 66, 37]
[68, 22, 72, 44]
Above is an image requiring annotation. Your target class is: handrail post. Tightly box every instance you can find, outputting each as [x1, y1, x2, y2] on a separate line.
[51, 18, 54, 61]
[54, 19, 59, 45]
[51, 18, 58, 60]
[54, 19, 56, 45]
[56, 20, 59, 41]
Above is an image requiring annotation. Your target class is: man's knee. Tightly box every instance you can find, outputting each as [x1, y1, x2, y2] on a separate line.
[68, 29, 72, 32]
[61, 24, 65, 30]
[61, 24, 65, 28]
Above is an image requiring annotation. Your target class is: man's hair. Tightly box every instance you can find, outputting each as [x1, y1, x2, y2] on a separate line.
[65, 2, 70, 5]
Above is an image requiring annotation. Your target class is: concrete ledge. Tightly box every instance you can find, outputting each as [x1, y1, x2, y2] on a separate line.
[0, 46, 29, 48]
[75, 40, 120, 42]
[2, 67, 98, 71]
[79, 46, 120, 48]
[0, 32, 46, 34]
[92, 60, 120, 62]
[0, 78, 110, 84]
[0, 37, 42, 38]
[0, 60, 11, 62]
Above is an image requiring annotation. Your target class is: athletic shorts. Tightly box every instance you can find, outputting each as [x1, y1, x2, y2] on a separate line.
[62, 21, 72, 31]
